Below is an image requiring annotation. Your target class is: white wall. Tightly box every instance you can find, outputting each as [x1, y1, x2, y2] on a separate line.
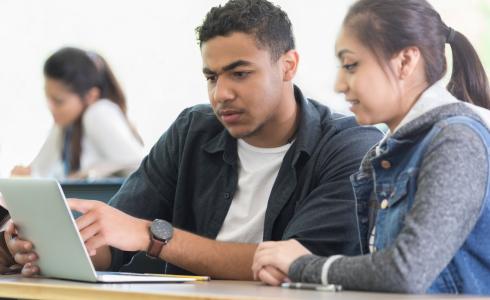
[0, 0, 488, 176]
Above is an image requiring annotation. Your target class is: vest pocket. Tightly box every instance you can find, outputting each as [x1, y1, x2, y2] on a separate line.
[374, 170, 416, 249]
[387, 176, 410, 207]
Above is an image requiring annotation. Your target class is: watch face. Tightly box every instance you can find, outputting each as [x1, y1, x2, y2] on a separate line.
[151, 219, 173, 241]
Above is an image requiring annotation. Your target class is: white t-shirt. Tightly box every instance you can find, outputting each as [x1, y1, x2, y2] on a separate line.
[216, 139, 291, 243]
[30, 99, 145, 179]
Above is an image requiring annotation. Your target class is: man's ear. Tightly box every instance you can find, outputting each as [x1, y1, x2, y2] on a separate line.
[281, 49, 299, 82]
[391, 46, 421, 80]
[84, 87, 101, 105]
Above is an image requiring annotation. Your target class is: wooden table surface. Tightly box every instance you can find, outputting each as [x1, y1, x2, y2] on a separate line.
[0, 275, 483, 300]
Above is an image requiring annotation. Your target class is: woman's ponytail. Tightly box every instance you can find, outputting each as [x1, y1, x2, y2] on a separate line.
[445, 27, 490, 109]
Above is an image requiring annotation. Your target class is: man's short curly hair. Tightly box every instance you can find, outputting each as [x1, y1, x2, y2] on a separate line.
[196, 0, 295, 61]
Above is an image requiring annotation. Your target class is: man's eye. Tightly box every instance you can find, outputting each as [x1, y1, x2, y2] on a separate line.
[205, 75, 217, 82]
[342, 63, 358, 71]
[233, 71, 250, 79]
[51, 98, 64, 106]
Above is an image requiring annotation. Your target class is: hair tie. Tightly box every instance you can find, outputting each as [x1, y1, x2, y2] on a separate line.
[85, 51, 104, 72]
[446, 27, 456, 44]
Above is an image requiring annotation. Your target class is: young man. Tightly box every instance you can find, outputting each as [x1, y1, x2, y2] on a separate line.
[2, 0, 382, 280]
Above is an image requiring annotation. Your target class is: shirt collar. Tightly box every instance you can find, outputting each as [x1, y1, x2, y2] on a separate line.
[392, 80, 458, 134]
[202, 85, 323, 166]
[374, 81, 457, 154]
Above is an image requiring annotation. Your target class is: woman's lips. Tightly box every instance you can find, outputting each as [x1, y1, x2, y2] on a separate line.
[346, 99, 360, 112]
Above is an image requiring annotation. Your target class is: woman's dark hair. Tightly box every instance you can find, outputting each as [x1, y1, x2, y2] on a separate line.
[343, 0, 490, 108]
[44, 47, 140, 173]
[44, 47, 127, 113]
[196, 0, 295, 61]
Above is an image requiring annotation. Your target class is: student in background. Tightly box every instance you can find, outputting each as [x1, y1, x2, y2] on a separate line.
[11, 47, 144, 179]
[253, 0, 490, 294]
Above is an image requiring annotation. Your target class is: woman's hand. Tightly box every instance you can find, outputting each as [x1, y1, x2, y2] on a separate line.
[252, 239, 311, 286]
[10, 166, 31, 177]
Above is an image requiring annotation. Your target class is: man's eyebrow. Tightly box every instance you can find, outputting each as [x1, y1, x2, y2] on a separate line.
[336, 49, 355, 59]
[222, 60, 252, 72]
[202, 67, 215, 75]
[202, 60, 253, 75]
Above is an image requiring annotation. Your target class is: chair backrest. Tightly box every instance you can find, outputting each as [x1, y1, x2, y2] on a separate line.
[60, 178, 124, 203]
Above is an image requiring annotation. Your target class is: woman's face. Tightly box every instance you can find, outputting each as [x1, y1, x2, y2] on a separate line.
[334, 27, 406, 128]
[45, 78, 85, 127]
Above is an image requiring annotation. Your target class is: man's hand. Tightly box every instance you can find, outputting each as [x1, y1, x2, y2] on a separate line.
[252, 239, 311, 286]
[4, 222, 39, 276]
[68, 199, 151, 256]
[255, 265, 289, 286]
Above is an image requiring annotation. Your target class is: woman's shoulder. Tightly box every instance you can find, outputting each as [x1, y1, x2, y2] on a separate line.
[464, 102, 490, 129]
[430, 103, 490, 143]
[83, 99, 125, 122]
[85, 98, 122, 113]
[81, 99, 129, 136]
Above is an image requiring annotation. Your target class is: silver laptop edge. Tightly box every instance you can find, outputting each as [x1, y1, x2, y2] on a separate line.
[0, 178, 194, 283]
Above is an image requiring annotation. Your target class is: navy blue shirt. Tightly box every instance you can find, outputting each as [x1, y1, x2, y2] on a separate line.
[109, 86, 382, 274]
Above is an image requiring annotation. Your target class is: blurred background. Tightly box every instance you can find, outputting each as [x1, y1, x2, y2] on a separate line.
[0, 0, 489, 176]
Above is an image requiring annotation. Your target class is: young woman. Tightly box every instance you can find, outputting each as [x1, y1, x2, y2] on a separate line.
[252, 0, 490, 294]
[11, 47, 145, 179]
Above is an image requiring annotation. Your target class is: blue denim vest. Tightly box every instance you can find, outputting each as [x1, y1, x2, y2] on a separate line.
[351, 116, 490, 294]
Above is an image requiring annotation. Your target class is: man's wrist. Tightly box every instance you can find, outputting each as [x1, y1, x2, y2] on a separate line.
[145, 219, 174, 259]
[139, 220, 152, 252]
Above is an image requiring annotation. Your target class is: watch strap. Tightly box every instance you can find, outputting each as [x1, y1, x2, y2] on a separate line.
[146, 234, 167, 259]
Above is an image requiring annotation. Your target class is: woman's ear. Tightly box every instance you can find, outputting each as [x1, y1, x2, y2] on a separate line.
[281, 49, 299, 82]
[391, 46, 421, 80]
[84, 87, 100, 105]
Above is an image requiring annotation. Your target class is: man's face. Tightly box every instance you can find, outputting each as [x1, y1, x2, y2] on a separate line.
[201, 32, 285, 143]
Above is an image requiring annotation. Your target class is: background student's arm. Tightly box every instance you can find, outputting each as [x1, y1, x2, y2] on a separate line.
[297, 124, 487, 293]
[17, 125, 62, 178]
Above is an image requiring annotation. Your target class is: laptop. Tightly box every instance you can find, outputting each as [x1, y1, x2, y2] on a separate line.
[0, 178, 195, 283]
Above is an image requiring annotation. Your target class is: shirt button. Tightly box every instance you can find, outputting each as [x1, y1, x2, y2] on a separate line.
[380, 199, 389, 209]
[224, 192, 230, 199]
[381, 160, 392, 169]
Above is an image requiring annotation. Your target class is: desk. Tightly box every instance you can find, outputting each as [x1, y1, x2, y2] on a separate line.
[0, 276, 481, 300]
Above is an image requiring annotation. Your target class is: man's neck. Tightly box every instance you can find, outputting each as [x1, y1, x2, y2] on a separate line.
[243, 86, 299, 148]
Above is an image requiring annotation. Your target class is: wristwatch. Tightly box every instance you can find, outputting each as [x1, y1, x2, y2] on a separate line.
[146, 219, 173, 259]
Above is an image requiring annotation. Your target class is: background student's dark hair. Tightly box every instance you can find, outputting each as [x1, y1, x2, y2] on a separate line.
[196, 0, 295, 61]
[343, 0, 490, 109]
[44, 47, 141, 173]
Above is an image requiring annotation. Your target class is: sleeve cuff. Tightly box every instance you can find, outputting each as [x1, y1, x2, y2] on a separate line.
[288, 254, 328, 283]
[321, 255, 343, 285]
